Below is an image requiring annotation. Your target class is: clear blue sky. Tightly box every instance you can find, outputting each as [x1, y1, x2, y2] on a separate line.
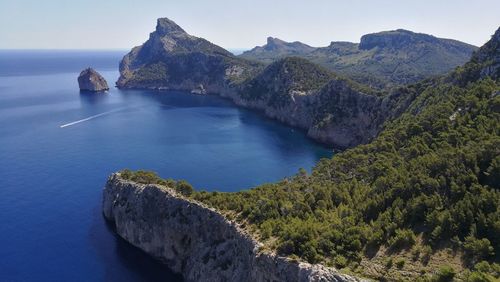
[0, 0, 498, 50]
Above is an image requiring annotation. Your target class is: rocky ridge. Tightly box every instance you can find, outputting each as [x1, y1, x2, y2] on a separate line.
[103, 173, 365, 282]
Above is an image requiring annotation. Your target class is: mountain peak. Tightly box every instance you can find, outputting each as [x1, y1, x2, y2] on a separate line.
[266, 37, 286, 45]
[155, 17, 186, 36]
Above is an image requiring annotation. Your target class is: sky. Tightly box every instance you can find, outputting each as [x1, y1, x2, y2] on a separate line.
[0, 0, 499, 50]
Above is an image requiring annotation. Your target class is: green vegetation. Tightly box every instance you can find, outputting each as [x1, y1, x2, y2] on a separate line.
[120, 75, 499, 278]
[240, 57, 335, 106]
[120, 28, 500, 280]
[207, 35, 498, 277]
[434, 265, 456, 282]
[128, 62, 169, 85]
[198, 75, 499, 268]
[119, 169, 193, 197]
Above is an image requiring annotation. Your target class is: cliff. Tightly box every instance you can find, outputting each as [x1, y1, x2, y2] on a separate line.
[102, 173, 365, 282]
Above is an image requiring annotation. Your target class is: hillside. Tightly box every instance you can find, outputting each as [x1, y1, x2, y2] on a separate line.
[241, 29, 478, 89]
[121, 27, 500, 280]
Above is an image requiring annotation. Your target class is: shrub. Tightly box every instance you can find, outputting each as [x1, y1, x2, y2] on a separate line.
[388, 229, 416, 250]
[464, 236, 494, 262]
[433, 265, 456, 282]
[175, 180, 194, 196]
[396, 258, 406, 269]
[385, 257, 393, 269]
[334, 255, 348, 269]
[421, 245, 433, 265]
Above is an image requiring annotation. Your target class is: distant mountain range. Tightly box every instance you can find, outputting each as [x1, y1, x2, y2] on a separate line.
[240, 29, 478, 88]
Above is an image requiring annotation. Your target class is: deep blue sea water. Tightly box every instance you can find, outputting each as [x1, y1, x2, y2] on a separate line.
[0, 50, 332, 281]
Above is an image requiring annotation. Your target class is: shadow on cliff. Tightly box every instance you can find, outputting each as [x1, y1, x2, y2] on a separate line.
[88, 205, 183, 282]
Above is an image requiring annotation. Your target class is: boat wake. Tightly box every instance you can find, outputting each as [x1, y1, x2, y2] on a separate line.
[60, 107, 129, 128]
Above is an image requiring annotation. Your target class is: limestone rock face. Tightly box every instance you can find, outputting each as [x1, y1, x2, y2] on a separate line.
[103, 173, 366, 282]
[78, 68, 109, 92]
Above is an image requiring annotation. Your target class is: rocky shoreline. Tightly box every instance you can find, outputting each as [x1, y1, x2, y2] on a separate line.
[103, 173, 366, 282]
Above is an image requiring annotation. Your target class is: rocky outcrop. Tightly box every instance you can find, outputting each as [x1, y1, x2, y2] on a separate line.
[103, 173, 365, 282]
[78, 68, 109, 92]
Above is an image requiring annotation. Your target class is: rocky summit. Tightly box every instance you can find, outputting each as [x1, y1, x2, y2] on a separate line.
[77, 68, 109, 92]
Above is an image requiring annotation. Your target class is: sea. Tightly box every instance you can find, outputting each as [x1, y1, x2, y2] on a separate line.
[0, 50, 332, 281]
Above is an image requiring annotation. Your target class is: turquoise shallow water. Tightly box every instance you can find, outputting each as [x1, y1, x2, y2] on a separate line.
[0, 50, 332, 281]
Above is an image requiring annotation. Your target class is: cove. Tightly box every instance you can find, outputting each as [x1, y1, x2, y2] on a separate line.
[0, 51, 331, 281]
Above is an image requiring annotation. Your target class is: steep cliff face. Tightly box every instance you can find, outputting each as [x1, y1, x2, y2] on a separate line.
[116, 18, 261, 93]
[227, 57, 333, 129]
[307, 79, 418, 148]
[103, 173, 364, 282]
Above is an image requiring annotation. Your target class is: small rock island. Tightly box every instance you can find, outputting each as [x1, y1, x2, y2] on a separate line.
[78, 68, 109, 92]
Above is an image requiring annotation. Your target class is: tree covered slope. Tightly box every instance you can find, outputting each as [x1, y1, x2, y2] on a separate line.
[121, 27, 500, 280]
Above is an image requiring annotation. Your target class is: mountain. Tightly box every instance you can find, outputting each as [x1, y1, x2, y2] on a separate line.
[240, 37, 316, 63]
[241, 29, 478, 89]
[117, 18, 417, 148]
[116, 18, 262, 93]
